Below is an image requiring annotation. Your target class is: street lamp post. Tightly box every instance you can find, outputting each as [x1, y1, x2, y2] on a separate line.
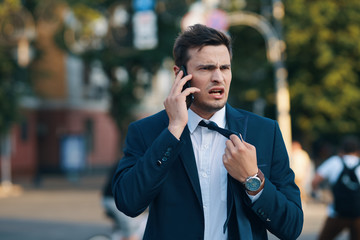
[227, 11, 292, 156]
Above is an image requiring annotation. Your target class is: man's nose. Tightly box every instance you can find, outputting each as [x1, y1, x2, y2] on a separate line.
[211, 68, 224, 82]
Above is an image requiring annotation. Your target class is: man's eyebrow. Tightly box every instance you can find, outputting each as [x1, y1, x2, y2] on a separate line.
[197, 64, 215, 67]
[197, 64, 231, 68]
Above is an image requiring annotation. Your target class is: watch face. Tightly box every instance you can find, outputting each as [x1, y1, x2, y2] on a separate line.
[245, 177, 261, 191]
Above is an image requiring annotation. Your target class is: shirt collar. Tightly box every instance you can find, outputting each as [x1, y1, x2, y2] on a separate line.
[187, 106, 227, 134]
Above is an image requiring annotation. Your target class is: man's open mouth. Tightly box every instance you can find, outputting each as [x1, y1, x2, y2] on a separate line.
[209, 89, 224, 96]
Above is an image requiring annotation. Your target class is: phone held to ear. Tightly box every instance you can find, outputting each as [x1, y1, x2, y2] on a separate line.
[180, 65, 194, 109]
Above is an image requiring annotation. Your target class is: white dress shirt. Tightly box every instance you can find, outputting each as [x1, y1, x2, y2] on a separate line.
[187, 106, 228, 240]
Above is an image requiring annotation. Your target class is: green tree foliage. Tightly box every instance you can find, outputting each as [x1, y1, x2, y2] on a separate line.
[284, 0, 360, 144]
[59, 0, 191, 139]
[225, 1, 276, 119]
[0, 47, 19, 135]
[228, 25, 274, 118]
[1, 0, 192, 143]
[0, 0, 28, 135]
[60, 0, 275, 139]
[9, 0, 359, 153]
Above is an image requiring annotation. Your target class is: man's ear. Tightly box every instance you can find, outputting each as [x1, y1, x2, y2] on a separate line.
[173, 65, 180, 76]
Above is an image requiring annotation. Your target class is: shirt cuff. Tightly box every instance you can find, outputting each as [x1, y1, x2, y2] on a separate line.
[246, 189, 264, 203]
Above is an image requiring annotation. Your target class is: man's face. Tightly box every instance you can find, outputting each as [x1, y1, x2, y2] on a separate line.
[187, 45, 232, 119]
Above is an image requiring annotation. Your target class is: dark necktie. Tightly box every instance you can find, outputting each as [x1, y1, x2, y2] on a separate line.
[199, 120, 250, 238]
[198, 120, 238, 139]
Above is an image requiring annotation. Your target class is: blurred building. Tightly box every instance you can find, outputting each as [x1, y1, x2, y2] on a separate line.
[9, 15, 120, 180]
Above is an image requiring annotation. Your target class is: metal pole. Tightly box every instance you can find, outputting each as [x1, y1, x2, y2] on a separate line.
[1, 133, 12, 188]
[227, 11, 292, 156]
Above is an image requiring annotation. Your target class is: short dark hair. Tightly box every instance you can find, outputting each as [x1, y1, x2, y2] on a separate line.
[340, 135, 360, 154]
[173, 24, 232, 67]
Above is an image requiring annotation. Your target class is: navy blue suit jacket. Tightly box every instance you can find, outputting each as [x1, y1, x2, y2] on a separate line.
[112, 104, 303, 240]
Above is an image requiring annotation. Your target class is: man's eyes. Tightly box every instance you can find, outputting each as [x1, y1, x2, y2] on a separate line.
[200, 66, 230, 70]
[200, 66, 213, 70]
[221, 66, 231, 70]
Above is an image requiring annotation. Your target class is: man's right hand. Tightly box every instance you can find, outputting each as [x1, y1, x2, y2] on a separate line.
[164, 69, 199, 140]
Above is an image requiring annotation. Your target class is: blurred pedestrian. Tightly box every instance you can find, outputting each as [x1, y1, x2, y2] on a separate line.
[102, 164, 147, 240]
[291, 141, 313, 203]
[112, 24, 303, 240]
[312, 135, 360, 240]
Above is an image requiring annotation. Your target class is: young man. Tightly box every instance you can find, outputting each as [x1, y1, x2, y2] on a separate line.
[312, 136, 360, 240]
[112, 24, 303, 240]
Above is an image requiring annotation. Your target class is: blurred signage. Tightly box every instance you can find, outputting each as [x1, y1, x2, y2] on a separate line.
[133, 0, 156, 12]
[206, 9, 229, 32]
[180, 3, 229, 32]
[60, 135, 86, 172]
[133, 10, 158, 50]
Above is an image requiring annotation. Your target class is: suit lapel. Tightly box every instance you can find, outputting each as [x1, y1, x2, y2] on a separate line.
[159, 112, 203, 207]
[226, 104, 248, 141]
[179, 126, 203, 207]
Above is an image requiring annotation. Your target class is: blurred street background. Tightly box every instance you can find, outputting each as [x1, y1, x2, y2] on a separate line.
[0, 174, 347, 240]
[1, 0, 360, 239]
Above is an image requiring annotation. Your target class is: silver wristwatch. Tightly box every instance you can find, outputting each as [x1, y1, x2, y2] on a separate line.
[243, 169, 264, 192]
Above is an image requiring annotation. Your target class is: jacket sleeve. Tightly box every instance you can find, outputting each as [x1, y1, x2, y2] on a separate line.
[244, 121, 304, 240]
[111, 121, 185, 217]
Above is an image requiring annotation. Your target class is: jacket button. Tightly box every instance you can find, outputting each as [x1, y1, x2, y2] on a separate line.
[257, 208, 265, 216]
[165, 147, 172, 156]
[156, 160, 162, 166]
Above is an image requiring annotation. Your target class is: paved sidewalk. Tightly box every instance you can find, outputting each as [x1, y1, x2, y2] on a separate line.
[0, 174, 349, 240]
[0, 174, 112, 240]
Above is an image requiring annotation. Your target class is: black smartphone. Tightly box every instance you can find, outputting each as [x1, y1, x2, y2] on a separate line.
[180, 65, 194, 109]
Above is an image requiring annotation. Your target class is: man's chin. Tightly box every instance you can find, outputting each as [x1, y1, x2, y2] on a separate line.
[209, 99, 226, 110]
[194, 101, 226, 113]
